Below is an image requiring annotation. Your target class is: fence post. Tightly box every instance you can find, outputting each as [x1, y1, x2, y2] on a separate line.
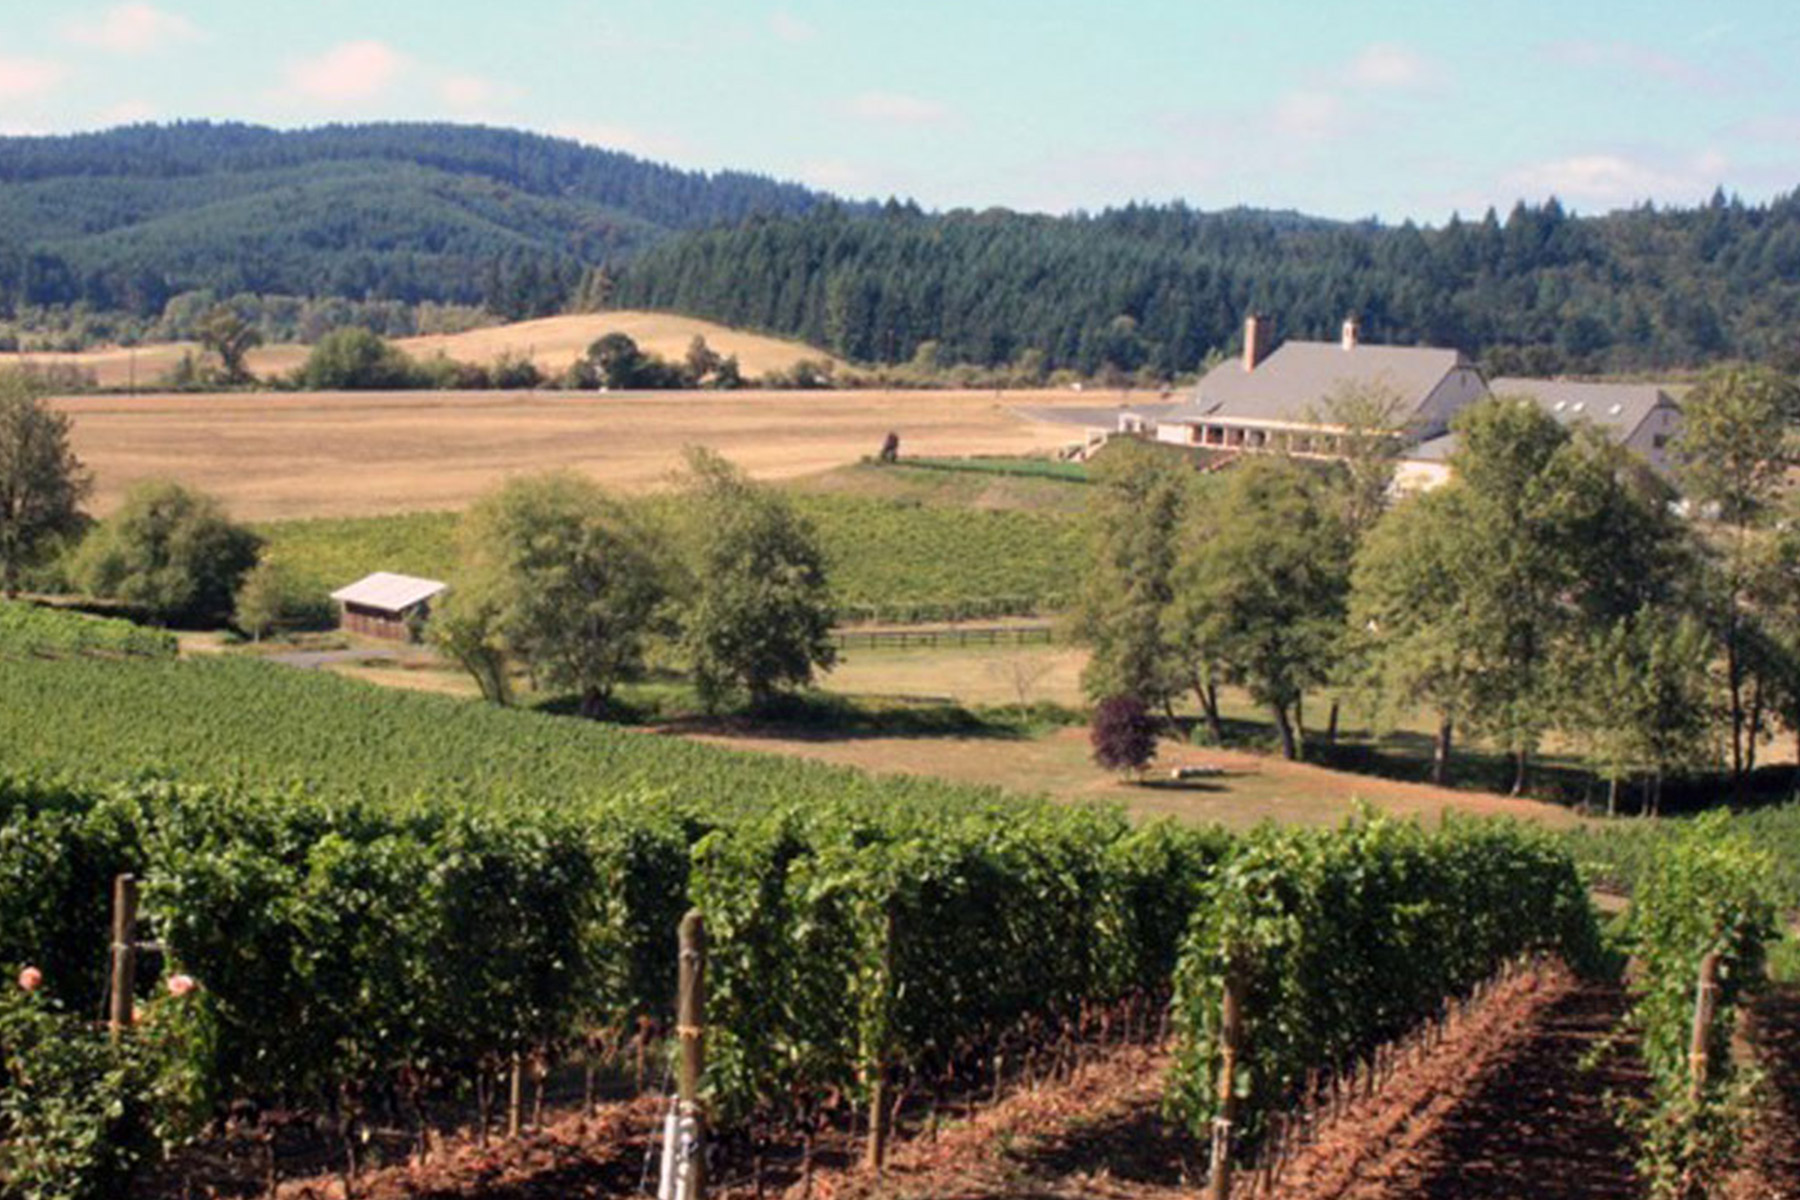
[1206, 959, 1247, 1200]
[107, 874, 139, 1040]
[865, 906, 896, 1174]
[676, 909, 708, 1200]
[508, 1052, 524, 1136]
[1688, 949, 1722, 1107]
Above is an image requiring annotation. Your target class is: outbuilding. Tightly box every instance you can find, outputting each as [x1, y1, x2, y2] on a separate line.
[330, 572, 448, 641]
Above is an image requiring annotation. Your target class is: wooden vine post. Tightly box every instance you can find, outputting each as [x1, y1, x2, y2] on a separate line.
[1206, 955, 1247, 1200]
[865, 904, 897, 1174]
[107, 874, 139, 1040]
[1687, 948, 1722, 1106]
[675, 909, 708, 1200]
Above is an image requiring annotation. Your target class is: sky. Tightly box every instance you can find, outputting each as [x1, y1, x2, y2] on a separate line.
[1, 0, 1797, 224]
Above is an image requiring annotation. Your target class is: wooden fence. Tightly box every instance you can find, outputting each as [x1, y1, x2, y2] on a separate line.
[830, 625, 1054, 651]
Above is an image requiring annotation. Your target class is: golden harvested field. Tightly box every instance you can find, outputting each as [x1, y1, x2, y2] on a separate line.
[54, 388, 1100, 519]
[390, 311, 839, 376]
[0, 311, 832, 389]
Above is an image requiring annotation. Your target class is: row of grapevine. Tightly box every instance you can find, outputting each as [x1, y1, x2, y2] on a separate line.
[692, 809, 1224, 1129]
[1619, 813, 1779, 1197]
[1165, 814, 1602, 1147]
[0, 772, 1227, 1187]
[0, 600, 177, 660]
[1566, 806, 1800, 911]
[0, 653, 1047, 807]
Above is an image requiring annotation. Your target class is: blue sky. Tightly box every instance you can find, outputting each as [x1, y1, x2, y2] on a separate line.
[1, 1, 1796, 223]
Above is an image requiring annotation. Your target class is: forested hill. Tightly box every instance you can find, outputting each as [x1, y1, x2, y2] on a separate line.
[0, 122, 845, 315]
[5, 121, 1798, 376]
[611, 195, 1800, 376]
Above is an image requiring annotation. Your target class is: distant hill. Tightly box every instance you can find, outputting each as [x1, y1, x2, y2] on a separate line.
[0, 310, 840, 388]
[5, 121, 1799, 379]
[0, 122, 847, 315]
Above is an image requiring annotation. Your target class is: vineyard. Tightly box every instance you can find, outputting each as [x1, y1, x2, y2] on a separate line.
[0, 601, 177, 660]
[255, 491, 1084, 625]
[0, 653, 1037, 805]
[0, 647, 1793, 1195]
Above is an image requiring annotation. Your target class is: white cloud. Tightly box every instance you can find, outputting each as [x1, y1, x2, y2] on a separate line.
[849, 91, 948, 125]
[285, 40, 406, 105]
[1347, 43, 1431, 89]
[1502, 150, 1728, 210]
[1272, 90, 1342, 140]
[97, 97, 156, 126]
[0, 53, 64, 101]
[441, 73, 500, 110]
[64, 4, 199, 55]
[769, 11, 816, 44]
[1543, 40, 1720, 92]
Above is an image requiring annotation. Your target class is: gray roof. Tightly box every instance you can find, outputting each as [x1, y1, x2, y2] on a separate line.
[1165, 341, 1469, 427]
[331, 572, 447, 613]
[1490, 378, 1675, 439]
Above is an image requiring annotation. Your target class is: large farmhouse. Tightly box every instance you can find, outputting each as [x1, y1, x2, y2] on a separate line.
[1396, 379, 1684, 491]
[1153, 316, 1488, 454]
[1101, 314, 1683, 486]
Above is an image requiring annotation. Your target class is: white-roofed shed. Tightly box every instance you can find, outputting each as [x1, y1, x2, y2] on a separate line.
[331, 572, 448, 640]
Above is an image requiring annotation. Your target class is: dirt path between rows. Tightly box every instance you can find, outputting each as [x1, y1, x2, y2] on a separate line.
[208, 967, 1663, 1200]
[1286, 976, 1644, 1200]
[1727, 983, 1800, 1199]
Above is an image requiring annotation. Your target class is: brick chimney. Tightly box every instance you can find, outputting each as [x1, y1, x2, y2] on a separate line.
[1243, 314, 1273, 371]
[1341, 316, 1360, 350]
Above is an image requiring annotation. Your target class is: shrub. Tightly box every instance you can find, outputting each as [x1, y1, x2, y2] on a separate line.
[295, 328, 423, 390]
[232, 561, 335, 640]
[1091, 694, 1157, 775]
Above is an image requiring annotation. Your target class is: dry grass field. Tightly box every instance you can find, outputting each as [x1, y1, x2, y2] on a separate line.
[0, 311, 833, 389]
[687, 725, 1586, 832]
[54, 387, 1102, 519]
[390, 311, 839, 376]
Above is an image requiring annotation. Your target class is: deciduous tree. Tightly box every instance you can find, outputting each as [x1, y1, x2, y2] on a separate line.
[197, 305, 262, 384]
[1090, 694, 1157, 777]
[0, 370, 89, 597]
[1175, 457, 1349, 760]
[1075, 440, 1191, 719]
[74, 480, 260, 623]
[454, 471, 667, 717]
[1672, 364, 1799, 783]
[674, 448, 835, 711]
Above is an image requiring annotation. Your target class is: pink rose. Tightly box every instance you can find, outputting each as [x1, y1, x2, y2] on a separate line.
[17, 966, 42, 992]
[166, 973, 197, 998]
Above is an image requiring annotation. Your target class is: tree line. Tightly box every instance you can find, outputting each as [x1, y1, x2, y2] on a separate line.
[1078, 367, 1800, 810]
[613, 193, 1800, 377]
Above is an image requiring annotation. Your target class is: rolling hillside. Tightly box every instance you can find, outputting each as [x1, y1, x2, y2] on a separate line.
[0, 122, 847, 313]
[0, 310, 838, 387]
